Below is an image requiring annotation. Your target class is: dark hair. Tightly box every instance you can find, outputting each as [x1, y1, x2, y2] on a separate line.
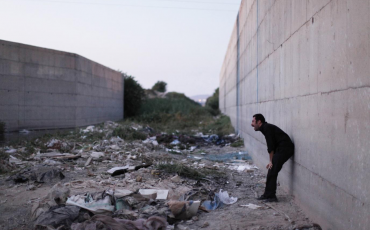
[253, 114, 266, 123]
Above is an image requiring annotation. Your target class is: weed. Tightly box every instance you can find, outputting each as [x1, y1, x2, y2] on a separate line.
[202, 115, 234, 137]
[157, 163, 226, 180]
[231, 139, 244, 147]
[112, 127, 147, 141]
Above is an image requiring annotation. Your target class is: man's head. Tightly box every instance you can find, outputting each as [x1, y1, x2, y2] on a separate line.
[251, 114, 266, 131]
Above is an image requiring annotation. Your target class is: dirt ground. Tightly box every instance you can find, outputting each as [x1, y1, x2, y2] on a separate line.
[0, 124, 321, 230]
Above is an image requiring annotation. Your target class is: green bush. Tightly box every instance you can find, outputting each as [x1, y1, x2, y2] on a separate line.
[202, 115, 234, 137]
[124, 74, 146, 118]
[205, 88, 220, 116]
[112, 127, 147, 141]
[152, 81, 167, 93]
[231, 139, 244, 147]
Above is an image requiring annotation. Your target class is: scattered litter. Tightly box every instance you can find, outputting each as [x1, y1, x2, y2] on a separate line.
[46, 139, 61, 148]
[71, 214, 167, 230]
[10, 167, 65, 183]
[170, 140, 181, 145]
[201, 194, 223, 211]
[66, 191, 115, 214]
[19, 129, 30, 134]
[107, 166, 133, 176]
[81, 125, 95, 133]
[84, 156, 92, 166]
[43, 159, 62, 166]
[36, 152, 79, 160]
[114, 189, 134, 198]
[90, 152, 105, 159]
[48, 183, 70, 205]
[168, 200, 200, 220]
[34, 205, 81, 229]
[5, 149, 17, 154]
[240, 203, 263, 210]
[228, 164, 258, 172]
[171, 175, 181, 183]
[217, 189, 237, 205]
[205, 151, 251, 162]
[139, 189, 169, 200]
[166, 149, 182, 154]
[9, 155, 23, 165]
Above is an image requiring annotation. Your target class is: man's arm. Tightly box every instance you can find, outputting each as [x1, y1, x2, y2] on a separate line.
[266, 150, 274, 169]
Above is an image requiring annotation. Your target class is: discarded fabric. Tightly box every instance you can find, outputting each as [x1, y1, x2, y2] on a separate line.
[34, 205, 81, 229]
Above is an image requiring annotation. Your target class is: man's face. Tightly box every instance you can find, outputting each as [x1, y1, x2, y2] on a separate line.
[251, 117, 262, 131]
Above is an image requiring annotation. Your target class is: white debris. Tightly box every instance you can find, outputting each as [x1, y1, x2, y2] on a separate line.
[19, 129, 30, 134]
[46, 139, 61, 148]
[110, 136, 123, 144]
[240, 203, 263, 210]
[43, 159, 62, 166]
[9, 155, 23, 165]
[189, 146, 197, 152]
[218, 189, 238, 204]
[81, 126, 95, 133]
[109, 145, 120, 150]
[139, 189, 169, 200]
[5, 149, 17, 154]
[90, 152, 105, 159]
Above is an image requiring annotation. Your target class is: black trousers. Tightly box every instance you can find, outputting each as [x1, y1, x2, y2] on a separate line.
[263, 146, 294, 198]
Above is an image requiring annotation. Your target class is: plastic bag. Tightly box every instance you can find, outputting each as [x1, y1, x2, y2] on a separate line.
[217, 189, 237, 204]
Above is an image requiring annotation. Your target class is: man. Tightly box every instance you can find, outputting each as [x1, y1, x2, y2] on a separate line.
[251, 114, 294, 202]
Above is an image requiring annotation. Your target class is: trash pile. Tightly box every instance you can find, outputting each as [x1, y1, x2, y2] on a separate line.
[0, 120, 319, 230]
[0, 121, 252, 230]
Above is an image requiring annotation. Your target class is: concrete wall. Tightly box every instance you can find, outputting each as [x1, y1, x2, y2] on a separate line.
[219, 1, 370, 229]
[0, 39, 123, 131]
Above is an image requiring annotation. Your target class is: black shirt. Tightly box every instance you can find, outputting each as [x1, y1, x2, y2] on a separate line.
[259, 122, 294, 154]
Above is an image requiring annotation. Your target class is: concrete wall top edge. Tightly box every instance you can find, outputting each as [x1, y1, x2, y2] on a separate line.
[0, 39, 121, 75]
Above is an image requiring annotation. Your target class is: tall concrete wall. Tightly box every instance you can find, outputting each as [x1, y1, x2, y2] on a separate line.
[0, 40, 123, 131]
[219, 1, 370, 229]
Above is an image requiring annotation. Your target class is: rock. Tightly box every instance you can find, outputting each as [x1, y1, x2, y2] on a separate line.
[27, 184, 36, 191]
[192, 216, 198, 221]
[48, 182, 70, 205]
[176, 225, 189, 230]
[136, 176, 143, 182]
[171, 175, 181, 183]
[201, 222, 210, 228]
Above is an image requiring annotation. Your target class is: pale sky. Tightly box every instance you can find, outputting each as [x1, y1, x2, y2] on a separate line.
[1, 0, 240, 97]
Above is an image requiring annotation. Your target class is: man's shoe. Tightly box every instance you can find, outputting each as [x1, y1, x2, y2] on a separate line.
[264, 197, 278, 202]
[256, 195, 268, 200]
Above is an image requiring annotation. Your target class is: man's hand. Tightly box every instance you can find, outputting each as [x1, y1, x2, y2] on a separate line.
[266, 162, 273, 170]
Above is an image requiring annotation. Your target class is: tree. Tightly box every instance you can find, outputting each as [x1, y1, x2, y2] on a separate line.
[152, 81, 167, 93]
[123, 74, 145, 118]
[205, 88, 220, 116]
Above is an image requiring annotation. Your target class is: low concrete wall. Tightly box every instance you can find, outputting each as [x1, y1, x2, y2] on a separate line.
[219, 1, 370, 229]
[0, 40, 123, 131]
